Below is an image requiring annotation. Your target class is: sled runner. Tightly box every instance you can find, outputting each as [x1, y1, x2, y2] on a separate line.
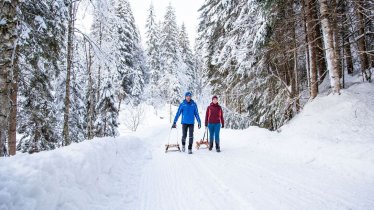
[165, 127, 181, 153]
[196, 127, 209, 149]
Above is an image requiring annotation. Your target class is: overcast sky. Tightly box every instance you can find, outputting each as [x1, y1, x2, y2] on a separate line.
[76, 0, 205, 47]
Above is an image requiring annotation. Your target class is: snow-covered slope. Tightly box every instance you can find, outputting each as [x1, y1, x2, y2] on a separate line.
[0, 137, 151, 210]
[1, 83, 373, 210]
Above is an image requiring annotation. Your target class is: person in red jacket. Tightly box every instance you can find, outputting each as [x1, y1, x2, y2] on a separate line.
[205, 95, 224, 152]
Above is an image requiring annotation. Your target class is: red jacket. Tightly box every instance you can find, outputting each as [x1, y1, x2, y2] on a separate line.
[205, 102, 224, 126]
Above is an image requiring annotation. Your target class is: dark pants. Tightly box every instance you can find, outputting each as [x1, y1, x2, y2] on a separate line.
[182, 124, 194, 149]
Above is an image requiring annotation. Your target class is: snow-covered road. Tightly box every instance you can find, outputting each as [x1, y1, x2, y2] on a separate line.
[133, 124, 373, 210]
[1, 83, 374, 210]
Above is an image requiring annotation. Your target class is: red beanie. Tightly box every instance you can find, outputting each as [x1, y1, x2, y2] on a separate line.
[212, 95, 218, 100]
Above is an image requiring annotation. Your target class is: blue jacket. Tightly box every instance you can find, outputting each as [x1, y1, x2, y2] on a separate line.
[173, 100, 201, 125]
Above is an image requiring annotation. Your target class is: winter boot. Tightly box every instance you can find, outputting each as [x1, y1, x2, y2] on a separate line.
[209, 142, 213, 151]
[216, 144, 221, 153]
[188, 149, 193, 154]
[182, 145, 186, 152]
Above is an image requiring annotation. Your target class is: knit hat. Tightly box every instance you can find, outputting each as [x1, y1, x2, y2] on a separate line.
[212, 95, 218, 100]
[185, 92, 192, 97]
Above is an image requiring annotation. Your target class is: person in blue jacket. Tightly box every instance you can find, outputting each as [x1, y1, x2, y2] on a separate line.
[172, 92, 201, 154]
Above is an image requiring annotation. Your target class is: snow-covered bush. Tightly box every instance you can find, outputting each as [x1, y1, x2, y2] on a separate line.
[123, 104, 145, 132]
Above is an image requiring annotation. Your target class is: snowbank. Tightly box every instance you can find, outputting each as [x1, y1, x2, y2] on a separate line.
[278, 83, 374, 179]
[0, 137, 151, 210]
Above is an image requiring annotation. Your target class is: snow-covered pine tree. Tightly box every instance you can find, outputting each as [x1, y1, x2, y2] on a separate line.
[179, 23, 195, 92]
[193, 42, 206, 98]
[115, 0, 136, 91]
[160, 4, 182, 105]
[197, 0, 234, 98]
[69, 37, 89, 142]
[62, 0, 74, 146]
[95, 79, 119, 137]
[90, 0, 117, 104]
[115, 0, 146, 105]
[131, 41, 147, 105]
[90, 0, 120, 136]
[17, 0, 67, 152]
[144, 3, 162, 106]
[131, 66, 145, 102]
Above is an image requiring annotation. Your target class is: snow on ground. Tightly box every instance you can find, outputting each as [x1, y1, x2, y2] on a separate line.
[0, 136, 151, 210]
[1, 82, 374, 210]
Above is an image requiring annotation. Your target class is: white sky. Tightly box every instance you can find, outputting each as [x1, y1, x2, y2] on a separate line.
[76, 0, 205, 48]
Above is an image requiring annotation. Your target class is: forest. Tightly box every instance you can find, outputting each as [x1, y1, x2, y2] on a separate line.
[0, 0, 373, 156]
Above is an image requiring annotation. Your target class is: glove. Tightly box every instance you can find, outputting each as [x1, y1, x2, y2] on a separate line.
[221, 124, 224, 128]
[172, 123, 176, 128]
[198, 124, 201, 129]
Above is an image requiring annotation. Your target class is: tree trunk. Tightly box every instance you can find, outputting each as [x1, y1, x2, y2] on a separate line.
[85, 40, 94, 140]
[302, 0, 311, 93]
[97, 22, 103, 101]
[8, 52, 18, 156]
[312, 2, 328, 83]
[104, 110, 107, 136]
[355, 0, 371, 82]
[0, 0, 19, 156]
[0, 131, 3, 156]
[63, 1, 74, 146]
[290, 1, 300, 112]
[342, 1, 354, 75]
[315, 22, 327, 82]
[318, 0, 341, 93]
[305, 0, 318, 98]
[343, 37, 354, 75]
[331, 0, 342, 78]
[293, 27, 300, 112]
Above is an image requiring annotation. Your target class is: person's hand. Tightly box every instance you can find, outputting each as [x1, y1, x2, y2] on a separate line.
[221, 124, 224, 128]
[172, 123, 176, 128]
[198, 124, 201, 129]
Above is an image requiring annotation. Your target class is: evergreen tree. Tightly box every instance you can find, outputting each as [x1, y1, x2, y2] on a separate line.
[160, 4, 182, 105]
[193, 42, 206, 97]
[179, 23, 195, 92]
[69, 37, 89, 142]
[90, 0, 120, 135]
[95, 79, 119, 137]
[16, 0, 67, 152]
[115, 0, 145, 104]
[131, 42, 147, 104]
[90, 0, 118, 104]
[145, 3, 162, 105]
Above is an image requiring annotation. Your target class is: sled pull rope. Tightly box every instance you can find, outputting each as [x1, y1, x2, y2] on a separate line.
[167, 127, 173, 146]
[167, 126, 180, 145]
[203, 127, 209, 141]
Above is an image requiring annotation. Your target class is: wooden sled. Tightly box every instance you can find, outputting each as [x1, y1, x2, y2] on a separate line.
[165, 144, 181, 153]
[196, 128, 210, 149]
[196, 139, 209, 149]
[165, 127, 181, 153]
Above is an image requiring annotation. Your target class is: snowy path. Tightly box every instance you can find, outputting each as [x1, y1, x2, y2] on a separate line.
[132, 123, 374, 210]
